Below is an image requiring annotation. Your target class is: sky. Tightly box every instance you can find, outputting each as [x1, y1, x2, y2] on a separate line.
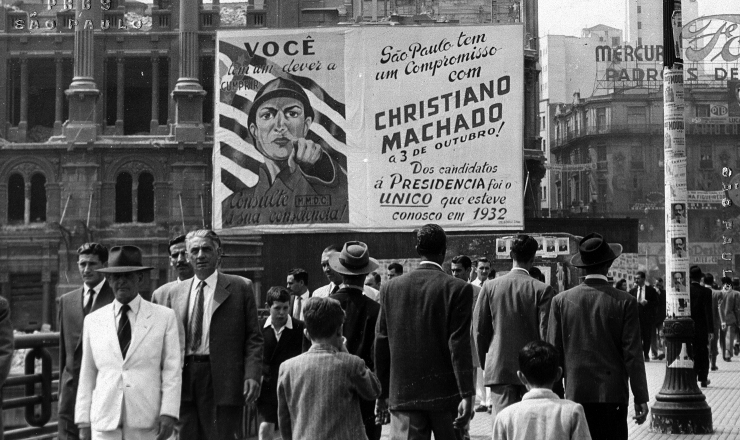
[538, 0, 740, 37]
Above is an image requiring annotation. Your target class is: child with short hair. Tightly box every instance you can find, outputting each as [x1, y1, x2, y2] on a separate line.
[277, 297, 381, 440]
[493, 340, 592, 440]
[256, 287, 306, 440]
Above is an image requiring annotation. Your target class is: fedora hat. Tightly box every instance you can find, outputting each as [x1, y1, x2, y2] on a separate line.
[329, 241, 379, 276]
[97, 245, 153, 273]
[570, 233, 622, 268]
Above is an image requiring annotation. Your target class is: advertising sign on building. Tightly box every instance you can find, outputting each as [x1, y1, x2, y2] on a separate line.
[213, 26, 524, 232]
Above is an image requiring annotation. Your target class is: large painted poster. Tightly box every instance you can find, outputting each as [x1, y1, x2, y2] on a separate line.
[214, 26, 524, 232]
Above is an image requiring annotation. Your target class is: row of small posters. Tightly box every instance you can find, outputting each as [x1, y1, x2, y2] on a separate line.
[664, 69, 690, 320]
[495, 236, 570, 259]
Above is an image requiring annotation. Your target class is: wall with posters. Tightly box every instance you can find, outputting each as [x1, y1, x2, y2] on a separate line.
[213, 25, 525, 233]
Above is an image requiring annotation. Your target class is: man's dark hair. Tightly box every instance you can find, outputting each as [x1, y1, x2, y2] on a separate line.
[288, 268, 309, 285]
[323, 244, 343, 253]
[476, 257, 490, 266]
[451, 255, 472, 270]
[529, 267, 542, 280]
[388, 262, 404, 274]
[519, 340, 560, 386]
[368, 272, 381, 284]
[77, 242, 109, 264]
[703, 273, 714, 286]
[168, 234, 187, 249]
[266, 286, 291, 307]
[636, 271, 646, 279]
[303, 297, 345, 339]
[416, 224, 446, 256]
[510, 235, 538, 262]
[721, 276, 733, 285]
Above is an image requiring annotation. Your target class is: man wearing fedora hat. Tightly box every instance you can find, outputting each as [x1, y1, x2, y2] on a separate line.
[328, 241, 382, 440]
[75, 245, 181, 440]
[688, 266, 714, 387]
[547, 233, 649, 440]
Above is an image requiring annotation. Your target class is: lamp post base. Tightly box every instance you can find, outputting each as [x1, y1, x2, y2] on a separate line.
[649, 318, 713, 434]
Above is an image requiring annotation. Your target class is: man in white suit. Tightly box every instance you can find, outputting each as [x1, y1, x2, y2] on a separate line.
[76, 245, 181, 440]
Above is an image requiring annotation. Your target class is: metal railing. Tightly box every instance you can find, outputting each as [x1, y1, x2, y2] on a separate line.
[3, 332, 59, 440]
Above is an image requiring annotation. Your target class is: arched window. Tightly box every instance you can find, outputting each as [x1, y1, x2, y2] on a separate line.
[8, 173, 24, 224]
[115, 172, 133, 223]
[30, 173, 46, 223]
[137, 172, 155, 223]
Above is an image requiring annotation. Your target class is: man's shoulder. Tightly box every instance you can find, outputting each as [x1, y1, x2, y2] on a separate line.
[144, 299, 177, 319]
[60, 287, 83, 302]
[217, 272, 254, 291]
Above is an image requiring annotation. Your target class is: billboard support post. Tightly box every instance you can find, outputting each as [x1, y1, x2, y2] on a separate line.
[650, 0, 713, 433]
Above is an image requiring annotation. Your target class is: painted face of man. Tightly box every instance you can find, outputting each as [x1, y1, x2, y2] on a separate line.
[249, 97, 312, 162]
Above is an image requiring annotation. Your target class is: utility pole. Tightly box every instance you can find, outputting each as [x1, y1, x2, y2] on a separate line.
[650, 0, 712, 433]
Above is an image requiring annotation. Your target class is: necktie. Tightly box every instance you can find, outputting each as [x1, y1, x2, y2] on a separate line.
[638, 287, 644, 302]
[295, 296, 302, 318]
[118, 304, 131, 359]
[83, 289, 95, 316]
[331, 284, 339, 295]
[189, 281, 206, 353]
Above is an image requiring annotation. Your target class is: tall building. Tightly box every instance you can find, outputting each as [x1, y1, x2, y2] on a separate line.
[0, 0, 542, 331]
[624, 0, 698, 46]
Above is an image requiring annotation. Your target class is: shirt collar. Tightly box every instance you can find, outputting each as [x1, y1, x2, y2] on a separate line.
[114, 294, 142, 316]
[585, 274, 609, 282]
[522, 388, 560, 401]
[264, 314, 293, 330]
[308, 343, 338, 353]
[419, 261, 443, 271]
[195, 270, 219, 290]
[511, 267, 530, 275]
[84, 278, 106, 295]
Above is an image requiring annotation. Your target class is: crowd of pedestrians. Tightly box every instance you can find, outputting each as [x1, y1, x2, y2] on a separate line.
[49, 224, 740, 440]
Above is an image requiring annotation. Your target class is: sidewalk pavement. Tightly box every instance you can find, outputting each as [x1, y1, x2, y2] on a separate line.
[378, 356, 740, 440]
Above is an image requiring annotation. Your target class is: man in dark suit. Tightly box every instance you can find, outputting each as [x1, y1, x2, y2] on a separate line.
[650, 277, 667, 360]
[152, 229, 264, 440]
[329, 241, 382, 440]
[256, 286, 305, 440]
[152, 235, 194, 307]
[286, 268, 310, 320]
[57, 243, 115, 440]
[375, 224, 474, 440]
[548, 233, 649, 440]
[629, 271, 659, 361]
[476, 235, 554, 418]
[689, 266, 713, 387]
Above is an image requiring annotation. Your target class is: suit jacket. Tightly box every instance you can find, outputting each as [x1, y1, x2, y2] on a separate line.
[0, 297, 13, 386]
[75, 298, 181, 431]
[151, 279, 188, 308]
[476, 269, 554, 385]
[689, 282, 713, 335]
[628, 284, 658, 329]
[470, 283, 482, 369]
[547, 278, 649, 404]
[152, 271, 264, 406]
[375, 264, 475, 411]
[257, 318, 306, 408]
[330, 286, 380, 370]
[58, 282, 115, 421]
[277, 344, 381, 440]
[721, 288, 740, 326]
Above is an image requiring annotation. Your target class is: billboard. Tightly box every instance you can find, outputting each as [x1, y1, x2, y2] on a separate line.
[214, 26, 524, 232]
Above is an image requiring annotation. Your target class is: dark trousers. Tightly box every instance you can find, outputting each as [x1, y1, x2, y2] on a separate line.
[57, 417, 80, 440]
[389, 409, 464, 440]
[180, 359, 243, 440]
[691, 333, 710, 382]
[638, 316, 652, 358]
[581, 403, 628, 440]
[360, 398, 382, 440]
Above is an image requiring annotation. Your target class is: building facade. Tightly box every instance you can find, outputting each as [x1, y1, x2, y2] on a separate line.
[0, 0, 541, 331]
